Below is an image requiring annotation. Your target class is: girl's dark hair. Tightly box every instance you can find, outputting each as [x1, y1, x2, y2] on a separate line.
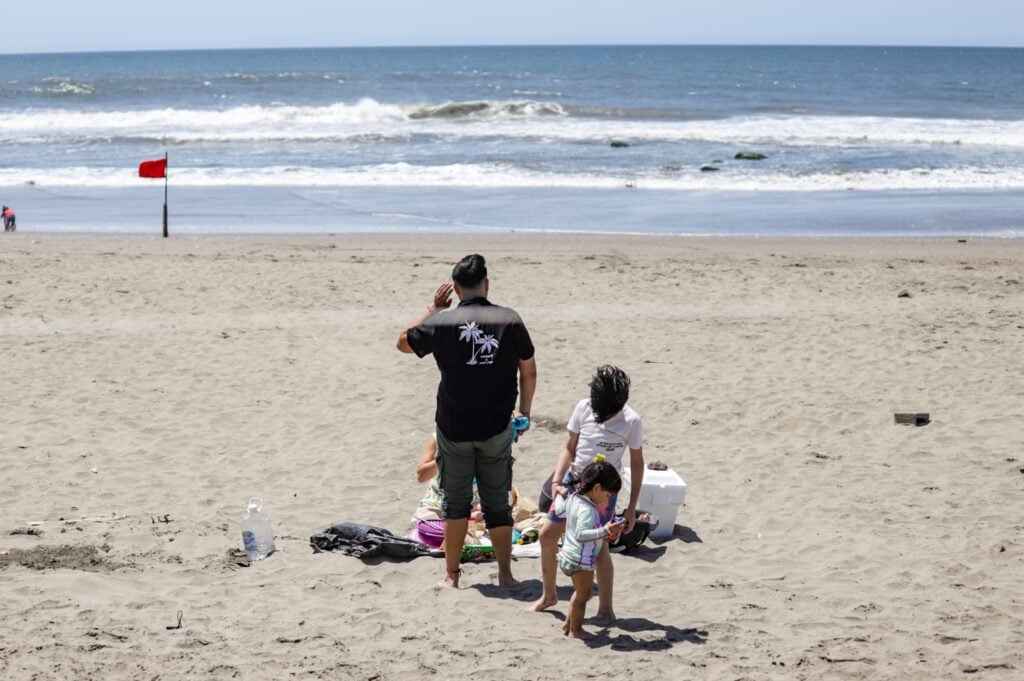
[576, 460, 622, 496]
[589, 365, 630, 423]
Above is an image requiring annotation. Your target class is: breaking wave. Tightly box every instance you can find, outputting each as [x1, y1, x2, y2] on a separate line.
[2, 100, 1023, 149]
[408, 99, 567, 119]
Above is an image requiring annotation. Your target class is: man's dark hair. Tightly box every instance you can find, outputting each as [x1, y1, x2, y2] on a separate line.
[452, 254, 487, 288]
[589, 365, 630, 423]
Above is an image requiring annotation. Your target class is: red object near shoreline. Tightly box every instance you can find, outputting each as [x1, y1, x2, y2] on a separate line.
[138, 158, 167, 178]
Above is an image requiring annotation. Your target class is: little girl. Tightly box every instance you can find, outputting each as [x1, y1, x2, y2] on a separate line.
[557, 460, 624, 639]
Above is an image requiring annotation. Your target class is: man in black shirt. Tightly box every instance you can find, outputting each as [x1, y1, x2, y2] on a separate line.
[398, 254, 537, 588]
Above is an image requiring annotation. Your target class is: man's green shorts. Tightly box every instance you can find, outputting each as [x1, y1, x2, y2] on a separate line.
[435, 424, 514, 527]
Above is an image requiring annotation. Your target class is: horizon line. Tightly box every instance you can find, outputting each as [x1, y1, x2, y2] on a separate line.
[2, 41, 1023, 58]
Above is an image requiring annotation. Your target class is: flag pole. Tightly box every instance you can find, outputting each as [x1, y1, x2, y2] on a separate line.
[162, 152, 169, 238]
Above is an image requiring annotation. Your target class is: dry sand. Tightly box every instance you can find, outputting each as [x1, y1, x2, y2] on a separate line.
[1, 233, 1022, 680]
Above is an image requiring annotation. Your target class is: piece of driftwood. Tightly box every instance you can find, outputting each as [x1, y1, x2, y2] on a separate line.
[894, 412, 930, 426]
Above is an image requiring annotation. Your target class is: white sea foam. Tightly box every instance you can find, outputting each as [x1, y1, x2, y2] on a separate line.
[0, 99, 407, 139]
[6, 163, 1024, 191]
[28, 78, 97, 96]
[2, 100, 1023, 149]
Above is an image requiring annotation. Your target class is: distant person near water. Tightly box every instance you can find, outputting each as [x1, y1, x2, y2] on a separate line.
[2, 206, 14, 232]
[397, 253, 537, 589]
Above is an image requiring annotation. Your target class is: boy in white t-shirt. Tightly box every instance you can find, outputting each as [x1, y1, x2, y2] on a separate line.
[528, 366, 644, 623]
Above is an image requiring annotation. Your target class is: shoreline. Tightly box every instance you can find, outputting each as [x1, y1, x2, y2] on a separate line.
[7, 230, 1023, 241]
[3, 186, 1024, 238]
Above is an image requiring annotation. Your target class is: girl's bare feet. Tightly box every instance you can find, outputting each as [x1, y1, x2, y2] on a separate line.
[591, 610, 616, 626]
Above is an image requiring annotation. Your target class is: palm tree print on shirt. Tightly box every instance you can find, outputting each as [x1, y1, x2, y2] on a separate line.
[459, 321, 499, 365]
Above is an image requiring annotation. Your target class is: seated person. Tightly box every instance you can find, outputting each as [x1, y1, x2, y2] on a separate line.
[412, 433, 481, 550]
[414, 433, 481, 521]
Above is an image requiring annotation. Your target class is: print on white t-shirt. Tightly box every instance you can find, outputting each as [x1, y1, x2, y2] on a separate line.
[567, 398, 643, 479]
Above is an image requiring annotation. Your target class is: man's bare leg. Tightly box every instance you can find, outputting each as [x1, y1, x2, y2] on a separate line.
[440, 518, 469, 588]
[488, 524, 518, 587]
[527, 519, 562, 611]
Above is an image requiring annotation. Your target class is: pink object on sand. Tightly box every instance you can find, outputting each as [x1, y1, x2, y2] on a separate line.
[414, 519, 445, 548]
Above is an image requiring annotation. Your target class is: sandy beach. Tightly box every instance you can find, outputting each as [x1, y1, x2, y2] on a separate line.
[1, 232, 1022, 680]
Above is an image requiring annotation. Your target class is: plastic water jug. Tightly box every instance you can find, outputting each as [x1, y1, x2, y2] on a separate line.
[241, 498, 275, 561]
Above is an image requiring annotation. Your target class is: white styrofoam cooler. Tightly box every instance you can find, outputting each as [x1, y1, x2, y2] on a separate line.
[622, 466, 687, 538]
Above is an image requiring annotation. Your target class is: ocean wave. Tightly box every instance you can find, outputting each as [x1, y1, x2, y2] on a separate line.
[29, 77, 97, 96]
[218, 71, 340, 82]
[6, 163, 1024, 192]
[2, 101, 1023, 149]
[2, 131, 421, 146]
[564, 104, 712, 120]
[512, 90, 564, 97]
[407, 99, 566, 119]
[0, 98, 407, 137]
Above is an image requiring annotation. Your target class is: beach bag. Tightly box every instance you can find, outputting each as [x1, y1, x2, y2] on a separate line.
[608, 514, 656, 553]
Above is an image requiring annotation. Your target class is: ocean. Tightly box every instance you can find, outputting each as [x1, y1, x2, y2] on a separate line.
[2, 45, 1023, 235]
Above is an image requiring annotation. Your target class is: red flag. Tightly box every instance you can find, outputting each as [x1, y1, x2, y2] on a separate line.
[139, 158, 167, 178]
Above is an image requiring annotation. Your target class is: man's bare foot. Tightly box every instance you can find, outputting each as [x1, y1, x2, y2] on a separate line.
[527, 595, 558, 612]
[497, 570, 519, 588]
[591, 610, 616, 626]
[566, 628, 596, 640]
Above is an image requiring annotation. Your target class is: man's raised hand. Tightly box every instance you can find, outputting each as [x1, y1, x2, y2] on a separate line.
[432, 282, 454, 310]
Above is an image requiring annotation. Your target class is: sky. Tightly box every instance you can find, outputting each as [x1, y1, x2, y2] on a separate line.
[2, 1, 1022, 55]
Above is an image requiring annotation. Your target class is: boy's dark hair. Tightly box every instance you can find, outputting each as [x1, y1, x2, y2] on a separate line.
[589, 365, 630, 423]
[452, 254, 487, 288]
[576, 460, 622, 496]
